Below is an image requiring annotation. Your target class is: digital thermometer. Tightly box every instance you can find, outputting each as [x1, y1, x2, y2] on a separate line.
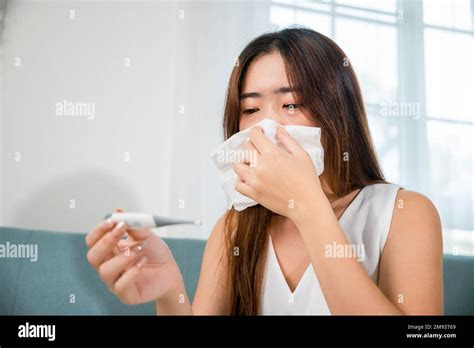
[103, 212, 202, 229]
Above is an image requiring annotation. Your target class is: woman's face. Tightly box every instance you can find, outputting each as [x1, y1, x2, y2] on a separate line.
[239, 51, 315, 131]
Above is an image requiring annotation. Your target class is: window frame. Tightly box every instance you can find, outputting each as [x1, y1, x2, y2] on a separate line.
[270, 0, 474, 233]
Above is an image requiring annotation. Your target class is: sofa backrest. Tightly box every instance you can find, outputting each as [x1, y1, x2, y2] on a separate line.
[0, 226, 205, 315]
[0, 226, 473, 314]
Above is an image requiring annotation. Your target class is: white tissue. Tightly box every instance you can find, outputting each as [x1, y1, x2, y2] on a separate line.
[210, 118, 325, 211]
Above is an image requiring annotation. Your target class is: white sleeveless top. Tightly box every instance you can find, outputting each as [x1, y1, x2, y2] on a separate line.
[259, 183, 401, 315]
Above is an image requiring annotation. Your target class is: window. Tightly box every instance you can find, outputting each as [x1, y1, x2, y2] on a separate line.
[270, 0, 474, 255]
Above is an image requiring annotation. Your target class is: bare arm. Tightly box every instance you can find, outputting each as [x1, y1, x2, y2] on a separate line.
[233, 126, 444, 315]
[155, 213, 231, 315]
[378, 190, 443, 314]
[295, 189, 443, 315]
[192, 213, 232, 314]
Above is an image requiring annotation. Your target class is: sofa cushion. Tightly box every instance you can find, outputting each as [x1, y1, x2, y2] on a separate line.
[1, 226, 473, 315]
[0, 226, 205, 315]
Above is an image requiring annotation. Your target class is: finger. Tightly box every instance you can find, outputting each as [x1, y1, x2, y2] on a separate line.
[113, 256, 148, 300]
[235, 177, 255, 200]
[105, 207, 126, 251]
[242, 139, 260, 166]
[104, 239, 135, 264]
[85, 207, 124, 248]
[118, 241, 151, 275]
[108, 229, 148, 259]
[276, 126, 304, 155]
[85, 218, 116, 248]
[98, 241, 147, 287]
[125, 227, 153, 241]
[249, 126, 275, 155]
[116, 239, 138, 252]
[233, 162, 253, 183]
[87, 221, 128, 269]
[92, 228, 131, 266]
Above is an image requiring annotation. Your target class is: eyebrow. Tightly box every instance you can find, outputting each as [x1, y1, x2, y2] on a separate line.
[239, 86, 297, 100]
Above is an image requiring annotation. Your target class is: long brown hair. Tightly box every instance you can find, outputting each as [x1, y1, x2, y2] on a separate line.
[222, 27, 385, 315]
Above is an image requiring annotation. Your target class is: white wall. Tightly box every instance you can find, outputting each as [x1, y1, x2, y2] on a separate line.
[0, 0, 271, 238]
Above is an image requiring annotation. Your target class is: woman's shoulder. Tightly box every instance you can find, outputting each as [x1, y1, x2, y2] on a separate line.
[362, 182, 439, 222]
[395, 188, 436, 207]
[392, 188, 441, 229]
[382, 187, 442, 256]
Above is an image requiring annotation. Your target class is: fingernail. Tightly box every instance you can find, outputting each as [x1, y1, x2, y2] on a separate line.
[136, 256, 148, 268]
[113, 221, 126, 237]
[133, 241, 147, 252]
[102, 218, 114, 228]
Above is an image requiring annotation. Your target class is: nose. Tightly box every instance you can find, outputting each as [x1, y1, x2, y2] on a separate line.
[260, 102, 285, 125]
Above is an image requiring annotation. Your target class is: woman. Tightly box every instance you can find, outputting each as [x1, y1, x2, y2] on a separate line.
[85, 27, 443, 315]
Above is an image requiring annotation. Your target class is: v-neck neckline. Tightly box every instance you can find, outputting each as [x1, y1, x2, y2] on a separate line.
[267, 186, 366, 295]
[268, 235, 312, 295]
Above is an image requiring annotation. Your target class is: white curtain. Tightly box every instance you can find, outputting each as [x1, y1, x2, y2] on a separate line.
[0, 0, 5, 225]
[269, 0, 473, 255]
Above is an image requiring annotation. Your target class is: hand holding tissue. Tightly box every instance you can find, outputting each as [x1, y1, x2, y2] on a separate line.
[210, 118, 325, 213]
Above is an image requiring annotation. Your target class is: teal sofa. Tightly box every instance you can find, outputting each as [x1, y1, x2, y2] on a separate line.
[0, 226, 473, 315]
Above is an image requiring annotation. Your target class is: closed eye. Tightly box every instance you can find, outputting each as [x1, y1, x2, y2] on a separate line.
[243, 108, 259, 115]
[283, 104, 299, 109]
